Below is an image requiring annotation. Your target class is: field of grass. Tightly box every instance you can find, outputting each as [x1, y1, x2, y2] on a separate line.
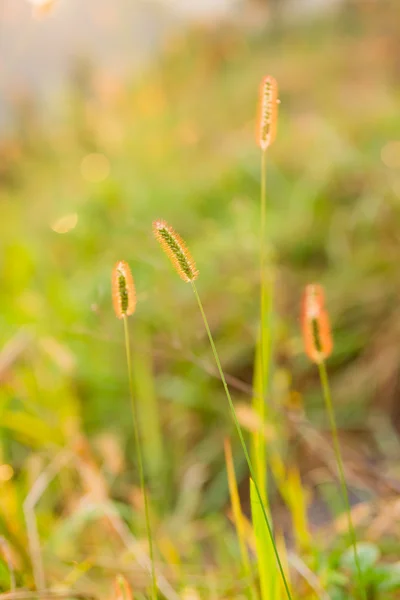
[2, 3, 400, 598]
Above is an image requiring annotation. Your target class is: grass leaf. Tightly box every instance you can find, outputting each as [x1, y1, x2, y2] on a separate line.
[250, 478, 277, 600]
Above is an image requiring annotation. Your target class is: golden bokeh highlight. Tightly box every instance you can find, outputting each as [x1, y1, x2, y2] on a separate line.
[80, 153, 110, 183]
[51, 212, 78, 234]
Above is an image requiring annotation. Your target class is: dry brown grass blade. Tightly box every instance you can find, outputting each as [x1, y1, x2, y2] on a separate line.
[0, 330, 32, 382]
[0, 536, 16, 591]
[23, 450, 73, 592]
[0, 592, 96, 600]
[287, 553, 330, 600]
[72, 437, 180, 600]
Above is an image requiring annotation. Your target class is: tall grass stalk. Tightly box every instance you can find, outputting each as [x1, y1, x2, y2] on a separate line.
[253, 147, 273, 505]
[191, 281, 292, 600]
[253, 74, 279, 505]
[317, 360, 365, 599]
[122, 315, 157, 600]
[153, 219, 290, 596]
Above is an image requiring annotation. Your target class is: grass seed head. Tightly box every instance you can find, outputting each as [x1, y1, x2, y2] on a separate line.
[302, 284, 333, 364]
[112, 260, 136, 319]
[153, 219, 198, 282]
[256, 75, 279, 151]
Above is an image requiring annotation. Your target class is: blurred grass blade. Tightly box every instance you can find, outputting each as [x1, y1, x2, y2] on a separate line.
[250, 478, 277, 600]
[251, 276, 274, 508]
[0, 492, 31, 572]
[267, 450, 312, 553]
[158, 536, 182, 582]
[252, 335, 267, 506]
[276, 531, 292, 600]
[0, 535, 16, 590]
[1, 411, 62, 446]
[224, 438, 258, 600]
[62, 559, 93, 588]
[285, 466, 312, 553]
[131, 322, 165, 499]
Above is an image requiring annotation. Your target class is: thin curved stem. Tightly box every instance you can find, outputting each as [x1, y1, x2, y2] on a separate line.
[123, 316, 157, 600]
[191, 282, 292, 600]
[318, 360, 365, 600]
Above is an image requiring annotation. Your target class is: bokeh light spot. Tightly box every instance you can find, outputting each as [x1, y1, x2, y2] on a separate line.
[381, 141, 400, 169]
[51, 212, 78, 234]
[80, 152, 110, 182]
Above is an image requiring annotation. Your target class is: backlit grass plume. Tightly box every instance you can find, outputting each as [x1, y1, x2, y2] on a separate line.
[256, 75, 279, 151]
[301, 284, 365, 599]
[154, 220, 292, 599]
[153, 219, 198, 282]
[112, 260, 136, 319]
[302, 283, 333, 364]
[112, 261, 157, 600]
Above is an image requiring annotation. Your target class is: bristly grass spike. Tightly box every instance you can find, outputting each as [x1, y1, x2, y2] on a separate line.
[302, 284, 365, 598]
[112, 260, 136, 319]
[153, 219, 198, 282]
[256, 75, 279, 151]
[302, 283, 333, 364]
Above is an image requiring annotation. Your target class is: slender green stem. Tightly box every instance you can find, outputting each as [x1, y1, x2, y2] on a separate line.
[318, 360, 365, 600]
[256, 148, 268, 502]
[260, 150, 267, 357]
[261, 149, 274, 406]
[191, 282, 292, 600]
[123, 316, 157, 600]
[260, 151, 267, 346]
[254, 148, 275, 505]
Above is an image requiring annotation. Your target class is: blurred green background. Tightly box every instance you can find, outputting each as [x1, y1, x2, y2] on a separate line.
[1, 0, 400, 597]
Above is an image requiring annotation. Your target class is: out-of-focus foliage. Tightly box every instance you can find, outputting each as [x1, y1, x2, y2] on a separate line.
[1, 2, 400, 597]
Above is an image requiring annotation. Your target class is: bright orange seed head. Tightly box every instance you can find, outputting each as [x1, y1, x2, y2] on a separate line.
[112, 260, 136, 319]
[114, 575, 133, 600]
[302, 284, 333, 364]
[256, 75, 279, 151]
[153, 219, 198, 283]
